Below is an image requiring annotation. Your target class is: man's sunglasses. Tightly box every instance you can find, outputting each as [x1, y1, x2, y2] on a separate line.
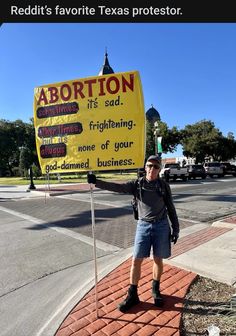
[146, 164, 160, 169]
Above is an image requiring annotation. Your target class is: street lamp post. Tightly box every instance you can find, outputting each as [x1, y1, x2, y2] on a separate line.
[153, 121, 162, 157]
[28, 166, 36, 190]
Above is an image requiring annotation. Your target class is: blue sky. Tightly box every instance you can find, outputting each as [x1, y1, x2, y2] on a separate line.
[0, 23, 236, 157]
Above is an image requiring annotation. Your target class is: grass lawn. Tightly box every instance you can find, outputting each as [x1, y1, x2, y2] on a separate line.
[0, 171, 137, 186]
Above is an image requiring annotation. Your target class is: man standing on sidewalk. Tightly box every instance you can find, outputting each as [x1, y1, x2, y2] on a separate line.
[87, 155, 179, 312]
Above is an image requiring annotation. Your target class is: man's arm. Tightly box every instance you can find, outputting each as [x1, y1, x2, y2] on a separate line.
[88, 173, 135, 195]
[162, 181, 180, 243]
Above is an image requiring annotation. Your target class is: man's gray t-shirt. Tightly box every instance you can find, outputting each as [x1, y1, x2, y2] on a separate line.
[95, 177, 179, 234]
[135, 178, 167, 221]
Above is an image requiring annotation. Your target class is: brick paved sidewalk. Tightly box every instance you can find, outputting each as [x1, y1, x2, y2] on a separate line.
[36, 182, 126, 196]
[55, 224, 233, 336]
[36, 183, 90, 195]
[55, 259, 196, 336]
[223, 216, 236, 224]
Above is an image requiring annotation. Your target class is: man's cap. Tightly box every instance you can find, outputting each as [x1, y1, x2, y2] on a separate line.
[146, 155, 161, 165]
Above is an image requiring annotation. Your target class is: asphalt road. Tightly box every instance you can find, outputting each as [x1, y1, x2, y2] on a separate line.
[0, 176, 235, 336]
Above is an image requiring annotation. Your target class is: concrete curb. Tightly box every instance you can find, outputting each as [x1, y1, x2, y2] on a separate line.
[212, 215, 236, 230]
[212, 221, 236, 229]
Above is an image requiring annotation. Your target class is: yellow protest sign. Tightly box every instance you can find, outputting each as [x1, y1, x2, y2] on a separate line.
[34, 71, 145, 174]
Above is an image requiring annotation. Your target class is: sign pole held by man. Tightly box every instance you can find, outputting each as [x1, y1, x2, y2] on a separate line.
[88, 171, 99, 318]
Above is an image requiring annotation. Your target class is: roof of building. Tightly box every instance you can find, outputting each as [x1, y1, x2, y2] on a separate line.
[98, 51, 114, 75]
[146, 105, 161, 122]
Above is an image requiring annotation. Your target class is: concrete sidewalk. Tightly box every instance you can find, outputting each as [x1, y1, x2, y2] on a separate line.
[0, 184, 47, 200]
[55, 215, 236, 336]
[0, 182, 89, 200]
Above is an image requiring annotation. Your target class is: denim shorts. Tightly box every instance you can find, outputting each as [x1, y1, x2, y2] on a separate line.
[133, 218, 171, 259]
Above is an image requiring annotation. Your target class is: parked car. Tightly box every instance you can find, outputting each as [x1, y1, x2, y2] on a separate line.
[160, 163, 189, 182]
[220, 162, 236, 177]
[186, 164, 206, 179]
[203, 162, 224, 178]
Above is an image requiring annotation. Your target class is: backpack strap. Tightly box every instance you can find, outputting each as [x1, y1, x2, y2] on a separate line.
[134, 177, 167, 204]
[158, 178, 167, 205]
[133, 177, 143, 199]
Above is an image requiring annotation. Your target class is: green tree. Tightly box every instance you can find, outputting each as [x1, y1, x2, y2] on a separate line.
[214, 136, 236, 161]
[145, 119, 155, 158]
[227, 132, 235, 140]
[158, 122, 181, 153]
[19, 146, 32, 177]
[0, 120, 19, 176]
[0, 119, 39, 176]
[180, 120, 236, 163]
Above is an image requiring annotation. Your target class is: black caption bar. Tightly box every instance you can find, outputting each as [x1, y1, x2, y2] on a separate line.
[1, 0, 236, 23]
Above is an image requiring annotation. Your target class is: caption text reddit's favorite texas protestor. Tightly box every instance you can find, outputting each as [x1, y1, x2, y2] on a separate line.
[11, 5, 183, 18]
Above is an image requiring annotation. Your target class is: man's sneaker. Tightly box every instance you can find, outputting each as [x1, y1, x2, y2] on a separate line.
[117, 290, 140, 313]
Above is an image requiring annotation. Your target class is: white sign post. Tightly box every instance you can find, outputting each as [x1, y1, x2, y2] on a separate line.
[89, 178, 99, 318]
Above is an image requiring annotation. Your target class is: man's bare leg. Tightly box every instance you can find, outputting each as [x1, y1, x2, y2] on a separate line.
[152, 257, 164, 307]
[130, 257, 143, 284]
[153, 256, 163, 280]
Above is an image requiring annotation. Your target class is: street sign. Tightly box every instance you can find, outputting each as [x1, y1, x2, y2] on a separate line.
[157, 136, 163, 153]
